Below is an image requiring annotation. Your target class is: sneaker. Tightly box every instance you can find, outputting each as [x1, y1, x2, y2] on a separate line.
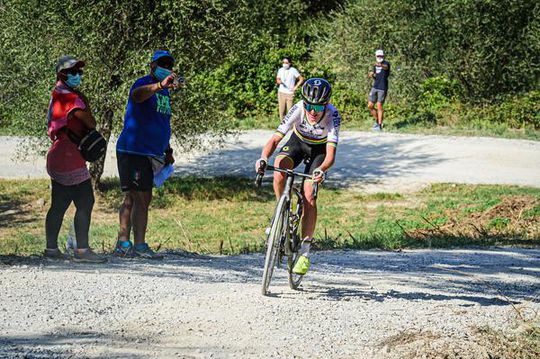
[133, 243, 164, 260]
[44, 248, 69, 260]
[292, 254, 310, 275]
[114, 240, 134, 258]
[73, 248, 107, 263]
[372, 123, 381, 132]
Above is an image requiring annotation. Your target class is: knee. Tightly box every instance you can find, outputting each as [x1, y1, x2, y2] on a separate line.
[303, 185, 317, 208]
[377, 103, 384, 110]
[135, 192, 152, 210]
[368, 102, 374, 110]
[273, 171, 287, 185]
[121, 194, 134, 210]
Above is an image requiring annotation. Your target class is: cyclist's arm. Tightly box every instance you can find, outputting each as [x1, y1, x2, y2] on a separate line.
[318, 108, 340, 172]
[260, 134, 283, 160]
[319, 144, 337, 172]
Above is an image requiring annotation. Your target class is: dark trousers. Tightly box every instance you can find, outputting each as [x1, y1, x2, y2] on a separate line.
[45, 179, 94, 249]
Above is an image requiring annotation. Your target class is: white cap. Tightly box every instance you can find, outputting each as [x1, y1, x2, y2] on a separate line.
[375, 49, 384, 57]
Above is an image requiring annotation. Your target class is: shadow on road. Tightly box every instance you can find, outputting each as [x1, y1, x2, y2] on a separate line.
[0, 329, 146, 359]
[173, 135, 444, 188]
[5, 248, 539, 308]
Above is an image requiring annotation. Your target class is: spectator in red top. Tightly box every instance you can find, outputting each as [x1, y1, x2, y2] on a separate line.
[44, 55, 106, 263]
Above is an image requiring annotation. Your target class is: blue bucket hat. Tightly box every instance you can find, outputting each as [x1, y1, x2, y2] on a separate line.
[152, 50, 174, 63]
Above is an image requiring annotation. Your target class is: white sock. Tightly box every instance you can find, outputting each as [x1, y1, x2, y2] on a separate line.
[299, 239, 312, 257]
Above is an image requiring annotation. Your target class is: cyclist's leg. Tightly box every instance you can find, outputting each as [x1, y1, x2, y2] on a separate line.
[300, 147, 326, 250]
[273, 133, 303, 201]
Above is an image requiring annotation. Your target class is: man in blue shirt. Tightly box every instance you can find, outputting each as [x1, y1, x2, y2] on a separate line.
[115, 49, 179, 259]
[367, 49, 390, 132]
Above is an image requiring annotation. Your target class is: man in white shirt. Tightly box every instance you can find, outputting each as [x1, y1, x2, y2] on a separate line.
[276, 57, 304, 120]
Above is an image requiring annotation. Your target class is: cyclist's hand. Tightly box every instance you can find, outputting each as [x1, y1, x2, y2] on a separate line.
[312, 168, 326, 184]
[255, 158, 267, 173]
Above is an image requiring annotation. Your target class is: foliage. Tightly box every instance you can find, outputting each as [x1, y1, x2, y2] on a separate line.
[312, 0, 540, 124]
[0, 0, 538, 140]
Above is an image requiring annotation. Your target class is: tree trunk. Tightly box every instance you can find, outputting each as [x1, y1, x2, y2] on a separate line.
[90, 108, 113, 191]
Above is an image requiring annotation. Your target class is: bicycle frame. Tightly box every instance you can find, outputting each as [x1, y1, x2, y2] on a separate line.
[256, 162, 319, 294]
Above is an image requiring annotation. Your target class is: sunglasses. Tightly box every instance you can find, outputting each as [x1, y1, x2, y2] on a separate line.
[66, 68, 83, 75]
[304, 103, 326, 112]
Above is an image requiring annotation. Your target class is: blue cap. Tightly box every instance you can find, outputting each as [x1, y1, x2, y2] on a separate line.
[152, 50, 174, 63]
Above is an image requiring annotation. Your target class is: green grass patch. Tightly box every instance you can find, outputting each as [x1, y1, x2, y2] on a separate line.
[0, 179, 539, 256]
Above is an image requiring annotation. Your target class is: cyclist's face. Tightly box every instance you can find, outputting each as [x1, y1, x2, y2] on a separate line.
[304, 103, 325, 122]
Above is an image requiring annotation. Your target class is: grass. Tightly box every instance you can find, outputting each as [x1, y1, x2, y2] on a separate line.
[0, 178, 539, 256]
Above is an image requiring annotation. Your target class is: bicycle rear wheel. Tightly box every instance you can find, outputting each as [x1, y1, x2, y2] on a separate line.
[262, 195, 288, 296]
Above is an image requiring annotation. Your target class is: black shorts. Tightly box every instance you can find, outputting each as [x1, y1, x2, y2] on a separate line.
[117, 152, 153, 192]
[276, 133, 326, 175]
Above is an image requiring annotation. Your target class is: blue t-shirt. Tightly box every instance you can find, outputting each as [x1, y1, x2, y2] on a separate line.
[117, 75, 172, 157]
[373, 61, 391, 91]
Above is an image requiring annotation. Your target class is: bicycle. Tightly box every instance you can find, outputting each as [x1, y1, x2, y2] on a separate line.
[255, 160, 318, 296]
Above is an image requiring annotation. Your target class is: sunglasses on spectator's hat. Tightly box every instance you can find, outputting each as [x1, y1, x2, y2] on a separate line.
[304, 103, 326, 112]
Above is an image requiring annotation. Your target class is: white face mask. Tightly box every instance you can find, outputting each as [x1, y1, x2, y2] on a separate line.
[376, 57, 384, 63]
[282, 63, 290, 70]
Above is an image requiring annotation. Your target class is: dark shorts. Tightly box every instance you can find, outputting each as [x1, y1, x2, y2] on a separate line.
[117, 152, 153, 192]
[276, 133, 326, 175]
[368, 88, 387, 104]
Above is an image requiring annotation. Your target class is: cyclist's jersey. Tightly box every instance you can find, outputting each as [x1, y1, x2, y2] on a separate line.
[275, 100, 341, 147]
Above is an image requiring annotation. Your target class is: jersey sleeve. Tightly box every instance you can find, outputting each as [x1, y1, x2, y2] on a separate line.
[275, 102, 301, 139]
[292, 68, 300, 78]
[327, 108, 341, 146]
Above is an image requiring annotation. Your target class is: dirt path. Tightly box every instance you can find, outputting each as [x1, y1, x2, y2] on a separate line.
[1, 131, 539, 191]
[1, 248, 539, 358]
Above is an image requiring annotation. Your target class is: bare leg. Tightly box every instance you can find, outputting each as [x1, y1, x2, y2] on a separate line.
[118, 192, 134, 241]
[131, 191, 152, 245]
[301, 180, 317, 240]
[273, 156, 293, 201]
[368, 101, 378, 122]
[377, 102, 384, 126]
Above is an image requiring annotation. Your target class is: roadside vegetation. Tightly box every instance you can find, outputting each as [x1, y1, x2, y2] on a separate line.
[1, 178, 538, 256]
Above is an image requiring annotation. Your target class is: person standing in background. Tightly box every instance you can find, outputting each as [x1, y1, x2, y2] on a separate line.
[368, 49, 390, 131]
[45, 56, 106, 263]
[276, 57, 304, 121]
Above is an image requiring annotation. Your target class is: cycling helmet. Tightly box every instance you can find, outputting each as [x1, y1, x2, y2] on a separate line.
[301, 78, 332, 105]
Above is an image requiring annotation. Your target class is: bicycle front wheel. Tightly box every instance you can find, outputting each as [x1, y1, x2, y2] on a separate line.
[261, 195, 288, 296]
[288, 237, 304, 290]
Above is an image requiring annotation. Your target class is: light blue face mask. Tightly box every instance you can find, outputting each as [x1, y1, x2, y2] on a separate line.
[66, 73, 81, 88]
[154, 66, 172, 82]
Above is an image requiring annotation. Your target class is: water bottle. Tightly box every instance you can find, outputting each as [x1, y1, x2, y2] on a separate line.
[66, 222, 77, 255]
[154, 164, 174, 188]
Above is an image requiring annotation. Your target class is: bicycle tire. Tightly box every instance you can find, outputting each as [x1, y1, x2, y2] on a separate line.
[288, 234, 304, 290]
[287, 187, 304, 290]
[261, 195, 288, 295]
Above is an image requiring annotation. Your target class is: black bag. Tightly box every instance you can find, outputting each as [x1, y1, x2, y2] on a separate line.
[68, 129, 107, 162]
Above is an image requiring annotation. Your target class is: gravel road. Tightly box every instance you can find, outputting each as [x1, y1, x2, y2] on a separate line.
[1, 132, 539, 358]
[1, 248, 539, 358]
[1, 131, 539, 191]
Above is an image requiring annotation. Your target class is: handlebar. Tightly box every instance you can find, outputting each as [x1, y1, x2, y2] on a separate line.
[255, 160, 319, 198]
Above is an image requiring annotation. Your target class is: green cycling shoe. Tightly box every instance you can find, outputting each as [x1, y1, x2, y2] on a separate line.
[292, 255, 310, 275]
